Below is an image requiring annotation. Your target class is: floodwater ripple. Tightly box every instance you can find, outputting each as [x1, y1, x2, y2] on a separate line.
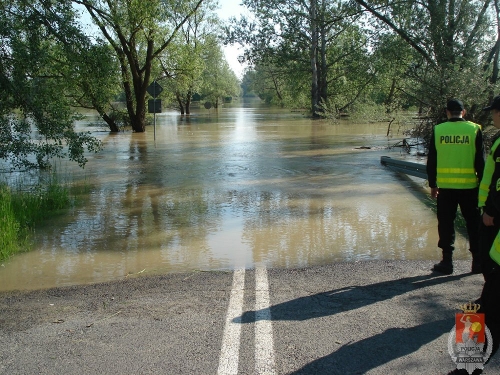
[0, 103, 469, 291]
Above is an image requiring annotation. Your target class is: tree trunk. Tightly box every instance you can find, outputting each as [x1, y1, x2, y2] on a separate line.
[133, 92, 147, 132]
[491, 0, 500, 84]
[319, 2, 328, 110]
[310, 0, 320, 118]
[89, 100, 120, 132]
[186, 91, 192, 115]
[101, 113, 120, 132]
[177, 93, 185, 115]
[385, 78, 397, 110]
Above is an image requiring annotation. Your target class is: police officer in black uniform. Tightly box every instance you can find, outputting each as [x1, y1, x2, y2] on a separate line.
[426, 99, 485, 275]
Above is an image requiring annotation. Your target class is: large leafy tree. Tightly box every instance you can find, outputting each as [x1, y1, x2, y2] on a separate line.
[64, 41, 124, 132]
[158, 0, 220, 115]
[353, 0, 498, 122]
[74, 0, 204, 132]
[198, 36, 241, 108]
[242, 62, 291, 105]
[225, 0, 362, 117]
[0, 0, 102, 170]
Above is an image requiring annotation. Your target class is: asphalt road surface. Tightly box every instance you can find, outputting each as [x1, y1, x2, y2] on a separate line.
[1, 260, 499, 374]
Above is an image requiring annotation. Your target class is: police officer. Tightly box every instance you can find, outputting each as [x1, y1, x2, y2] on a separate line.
[447, 96, 500, 375]
[478, 96, 500, 280]
[426, 99, 485, 275]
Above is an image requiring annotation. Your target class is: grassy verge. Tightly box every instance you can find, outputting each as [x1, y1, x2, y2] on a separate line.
[0, 175, 73, 262]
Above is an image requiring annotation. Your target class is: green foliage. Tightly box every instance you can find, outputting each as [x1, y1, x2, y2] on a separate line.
[353, 0, 498, 124]
[0, 185, 21, 261]
[0, 0, 103, 170]
[199, 36, 241, 107]
[229, 0, 500, 123]
[0, 174, 72, 262]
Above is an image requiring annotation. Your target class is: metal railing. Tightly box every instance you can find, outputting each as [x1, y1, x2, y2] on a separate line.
[380, 156, 427, 179]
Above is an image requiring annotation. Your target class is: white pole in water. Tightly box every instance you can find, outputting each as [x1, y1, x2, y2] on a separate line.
[154, 82, 157, 146]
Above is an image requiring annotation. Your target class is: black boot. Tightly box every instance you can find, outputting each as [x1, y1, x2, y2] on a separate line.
[432, 253, 453, 274]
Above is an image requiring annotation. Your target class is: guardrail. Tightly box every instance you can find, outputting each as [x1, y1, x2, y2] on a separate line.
[380, 156, 427, 179]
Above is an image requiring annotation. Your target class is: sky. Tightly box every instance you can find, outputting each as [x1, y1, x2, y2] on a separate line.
[216, 0, 248, 79]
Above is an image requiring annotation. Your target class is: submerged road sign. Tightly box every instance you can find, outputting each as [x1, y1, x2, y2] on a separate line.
[147, 81, 163, 98]
[147, 80, 163, 144]
[148, 99, 161, 114]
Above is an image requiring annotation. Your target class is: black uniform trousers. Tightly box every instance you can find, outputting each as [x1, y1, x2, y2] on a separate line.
[436, 188, 480, 256]
[479, 222, 500, 278]
[480, 268, 500, 362]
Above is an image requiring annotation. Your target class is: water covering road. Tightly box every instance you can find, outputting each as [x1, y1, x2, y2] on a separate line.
[0, 101, 470, 291]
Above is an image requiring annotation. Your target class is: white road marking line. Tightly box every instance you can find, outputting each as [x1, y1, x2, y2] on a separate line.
[255, 267, 276, 375]
[217, 268, 245, 375]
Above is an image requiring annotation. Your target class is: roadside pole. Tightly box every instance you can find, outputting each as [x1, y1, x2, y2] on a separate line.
[147, 81, 163, 146]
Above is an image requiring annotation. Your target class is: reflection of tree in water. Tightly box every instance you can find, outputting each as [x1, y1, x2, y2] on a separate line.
[54, 133, 228, 273]
[237, 185, 433, 265]
[117, 134, 228, 267]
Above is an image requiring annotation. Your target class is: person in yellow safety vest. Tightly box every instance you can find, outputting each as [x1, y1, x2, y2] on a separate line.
[478, 96, 500, 281]
[426, 98, 485, 275]
[451, 96, 500, 375]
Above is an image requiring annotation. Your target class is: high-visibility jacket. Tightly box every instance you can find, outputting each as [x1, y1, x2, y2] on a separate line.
[490, 230, 500, 265]
[434, 121, 481, 189]
[479, 137, 500, 207]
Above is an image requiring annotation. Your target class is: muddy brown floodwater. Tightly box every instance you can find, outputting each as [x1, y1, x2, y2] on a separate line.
[0, 100, 470, 291]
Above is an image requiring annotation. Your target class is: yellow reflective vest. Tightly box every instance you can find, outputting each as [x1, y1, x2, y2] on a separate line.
[434, 121, 481, 189]
[490, 231, 500, 265]
[479, 137, 500, 207]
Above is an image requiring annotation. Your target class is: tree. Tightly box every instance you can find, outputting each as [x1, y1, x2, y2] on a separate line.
[74, 0, 204, 132]
[199, 36, 241, 108]
[0, 0, 102, 170]
[157, 0, 219, 115]
[242, 63, 289, 105]
[240, 69, 259, 98]
[353, 0, 498, 122]
[225, 0, 362, 117]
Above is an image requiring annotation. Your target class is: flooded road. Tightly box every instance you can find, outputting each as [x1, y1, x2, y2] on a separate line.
[0, 101, 470, 291]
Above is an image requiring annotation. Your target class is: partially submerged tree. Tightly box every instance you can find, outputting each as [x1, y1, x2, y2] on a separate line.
[0, 1, 102, 170]
[353, 0, 498, 124]
[199, 36, 241, 108]
[74, 0, 204, 132]
[225, 0, 362, 117]
[157, 0, 218, 115]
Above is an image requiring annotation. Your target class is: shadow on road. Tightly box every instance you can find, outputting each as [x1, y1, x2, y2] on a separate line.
[236, 272, 471, 374]
[289, 318, 452, 374]
[239, 272, 470, 323]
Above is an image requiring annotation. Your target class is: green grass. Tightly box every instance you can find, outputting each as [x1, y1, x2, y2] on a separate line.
[0, 185, 21, 261]
[0, 174, 74, 262]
